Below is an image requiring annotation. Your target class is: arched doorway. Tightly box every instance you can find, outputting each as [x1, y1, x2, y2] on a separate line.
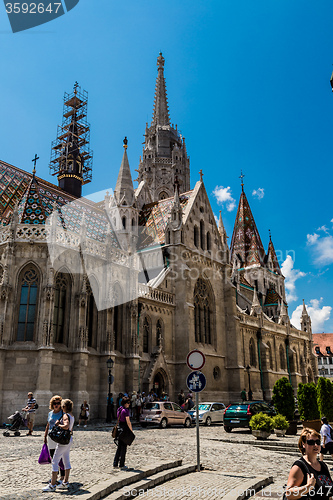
[153, 371, 166, 398]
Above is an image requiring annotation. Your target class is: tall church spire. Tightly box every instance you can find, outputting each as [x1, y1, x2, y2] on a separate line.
[230, 188, 265, 267]
[137, 54, 190, 202]
[152, 53, 170, 127]
[114, 137, 134, 206]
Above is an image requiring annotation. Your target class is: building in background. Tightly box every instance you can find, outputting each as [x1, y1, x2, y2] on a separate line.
[0, 54, 317, 422]
[313, 333, 333, 379]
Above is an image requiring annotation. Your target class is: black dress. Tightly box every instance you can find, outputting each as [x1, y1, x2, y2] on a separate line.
[292, 457, 333, 500]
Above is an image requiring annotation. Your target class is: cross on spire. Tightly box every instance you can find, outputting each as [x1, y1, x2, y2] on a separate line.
[239, 170, 245, 191]
[32, 154, 39, 175]
[199, 169, 204, 182]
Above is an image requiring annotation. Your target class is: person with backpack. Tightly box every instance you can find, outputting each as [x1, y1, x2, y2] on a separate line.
[320, 416, 333, 462]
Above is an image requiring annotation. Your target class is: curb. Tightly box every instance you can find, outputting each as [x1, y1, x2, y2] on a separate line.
[223, 476, 273, 500]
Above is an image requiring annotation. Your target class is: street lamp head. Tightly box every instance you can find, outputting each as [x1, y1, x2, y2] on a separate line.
[106, 357, 114, 370]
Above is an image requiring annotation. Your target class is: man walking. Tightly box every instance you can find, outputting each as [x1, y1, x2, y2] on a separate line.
[22, 392, 36, 436]
[241, 388, 246, 402]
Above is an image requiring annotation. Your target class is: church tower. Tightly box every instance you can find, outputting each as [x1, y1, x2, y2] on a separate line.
[137, 53, 190, 201]
[49, 83, 93, 198]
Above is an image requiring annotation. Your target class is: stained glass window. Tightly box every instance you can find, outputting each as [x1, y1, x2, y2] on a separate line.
[194, 278, 213, 345]
[17, 267, 39, 341]
[53, 272, 70, 344]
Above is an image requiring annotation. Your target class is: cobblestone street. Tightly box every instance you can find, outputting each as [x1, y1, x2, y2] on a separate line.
[1, 422, 301, 499]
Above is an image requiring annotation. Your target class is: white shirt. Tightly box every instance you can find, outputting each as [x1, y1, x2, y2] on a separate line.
[320, 424, 332, 445]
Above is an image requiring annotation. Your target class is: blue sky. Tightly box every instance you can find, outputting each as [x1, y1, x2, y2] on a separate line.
[0, 0, 332, 331]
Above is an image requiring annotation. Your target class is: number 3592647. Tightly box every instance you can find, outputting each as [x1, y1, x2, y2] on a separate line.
[5, 3, 62, 14]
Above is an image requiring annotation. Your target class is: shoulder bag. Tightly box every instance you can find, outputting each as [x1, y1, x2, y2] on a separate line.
[48, 412, 72, 445]
[112, 411, 121, 438]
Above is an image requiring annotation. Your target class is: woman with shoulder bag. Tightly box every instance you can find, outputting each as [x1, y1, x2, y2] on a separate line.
[43, 395, 65, 485]
[43, 399, 75, 492]
[285, 427, 333, 499]
[113, 397, 134, 470]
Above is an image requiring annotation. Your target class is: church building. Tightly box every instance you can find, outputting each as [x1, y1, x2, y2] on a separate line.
[0, 54, 317, 422]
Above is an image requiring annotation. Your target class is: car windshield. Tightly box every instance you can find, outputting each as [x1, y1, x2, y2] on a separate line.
[198, 404, 210, 411]
[144, 403, 160, 410]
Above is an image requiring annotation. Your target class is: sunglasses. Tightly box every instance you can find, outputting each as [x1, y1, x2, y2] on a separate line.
[306, 439, 320, 446]
[53, 402, 61, 406]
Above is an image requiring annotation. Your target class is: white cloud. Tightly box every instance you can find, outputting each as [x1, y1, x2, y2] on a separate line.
[331, 218, 333, 223]
[307, 233, 319, 245]
[212, 186, 236, 212]
[317, 225, 329, 233]
[252, 188, 265, 200]
[281, 255, 306, 302]
[291, 298, 332, 332]
[307, 233, 333, 266]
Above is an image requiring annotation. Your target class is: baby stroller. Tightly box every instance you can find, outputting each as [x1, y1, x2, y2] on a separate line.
[3, 411, 27, 436]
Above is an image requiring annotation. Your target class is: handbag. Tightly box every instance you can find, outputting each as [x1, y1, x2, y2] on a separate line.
[38, 443, 51, 464]
[119, 427, 135, 446]
[112, 410, 121, 438]
[48, 413, 72, 445]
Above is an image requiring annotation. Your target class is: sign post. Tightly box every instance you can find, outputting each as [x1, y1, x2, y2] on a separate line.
[186, 350, 206, 472]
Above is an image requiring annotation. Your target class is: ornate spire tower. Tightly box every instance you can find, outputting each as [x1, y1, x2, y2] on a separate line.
[49, 83, 93, 198]
[137, 53, 190, 202]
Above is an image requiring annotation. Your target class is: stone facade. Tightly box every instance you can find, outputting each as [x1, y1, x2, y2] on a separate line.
[0, 54, 317, 424]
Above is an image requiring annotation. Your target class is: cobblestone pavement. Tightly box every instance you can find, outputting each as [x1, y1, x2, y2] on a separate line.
[1, 422, 301, 499]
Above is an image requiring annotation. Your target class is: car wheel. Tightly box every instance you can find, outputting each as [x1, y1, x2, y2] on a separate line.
[159, 418, 167, 429]
[224, 426, 232, 433]
[205, 417, 212, 426]
[184, 418, 191, 428]
[140, 423, 147, 428]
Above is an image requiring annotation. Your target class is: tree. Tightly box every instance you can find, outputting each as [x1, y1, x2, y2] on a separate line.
[297, 382, 320, 421]
[272, 377, 295, 421]
[317, 377, 333, 421]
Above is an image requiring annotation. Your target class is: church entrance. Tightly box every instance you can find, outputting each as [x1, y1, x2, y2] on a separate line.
[153, 371, 166, 398]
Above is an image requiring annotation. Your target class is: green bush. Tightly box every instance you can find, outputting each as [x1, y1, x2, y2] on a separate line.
[272, 377, 295, 421]
[317, 377, 333, 421]
[297, 383, 320, 421]
[272, 414, 289, 430]
[249, 412, 274, 432]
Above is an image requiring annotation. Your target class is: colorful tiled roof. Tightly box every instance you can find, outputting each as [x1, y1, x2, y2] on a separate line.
[312, 333, 333, 357]
[239, 272, 253, 289]
[230, 189, 265, 267]
[138, 192, 192, 248]
[267, 239, 281, 275]
[264, 288, 281, 306]
[0, 160, 119, 246]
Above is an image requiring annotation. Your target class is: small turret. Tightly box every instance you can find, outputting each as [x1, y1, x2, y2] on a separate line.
[250, 288, 262, 316]
[301, 299, 312, 333]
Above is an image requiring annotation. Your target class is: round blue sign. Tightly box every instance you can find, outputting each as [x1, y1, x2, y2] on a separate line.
[186, 370, 206, 393]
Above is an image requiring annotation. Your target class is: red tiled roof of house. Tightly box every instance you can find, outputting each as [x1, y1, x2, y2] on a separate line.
[312, 333, 333, 357]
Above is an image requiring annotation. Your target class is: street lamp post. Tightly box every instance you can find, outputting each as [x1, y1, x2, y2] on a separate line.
[106, 357, 114, 423]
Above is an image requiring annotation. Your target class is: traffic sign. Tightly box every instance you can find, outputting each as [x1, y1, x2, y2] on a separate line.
[186, 350, 205, 370]
[186, 370, 206, 392]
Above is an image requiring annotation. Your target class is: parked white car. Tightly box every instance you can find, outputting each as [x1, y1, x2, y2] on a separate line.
[187, 402, 226, 426]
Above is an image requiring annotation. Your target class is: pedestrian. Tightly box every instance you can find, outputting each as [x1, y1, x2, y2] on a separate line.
[116, 392, 123, 408]
[77, 400, 89, 427]
[43, 395, 65, 485]
[109, 392, 115, 420]
[131, 391, 137, 418]
[285, 427, 333, 499]
[113, 397, 133, 470]
[178, 390, 185, 406]
[22, 391, 37, 436]
[241, 389, 246, 402]
[248, 389, 253, 401]
[135, 392, 142, 422]
[320, 417, 333, 462]
[43, 398, 75, 492]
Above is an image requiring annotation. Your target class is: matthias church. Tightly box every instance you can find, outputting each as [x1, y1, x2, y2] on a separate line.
[0, 54, 317, 422]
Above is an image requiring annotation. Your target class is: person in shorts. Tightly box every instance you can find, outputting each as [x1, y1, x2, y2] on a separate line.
[22, 392, 36, 436]
[77, 400, 89, 427]
[320, 416, 333, 461]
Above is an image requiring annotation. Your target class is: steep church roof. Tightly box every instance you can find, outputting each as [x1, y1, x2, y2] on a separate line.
[113, 139, 134, 206]
[230, 188, 265, 267]
[152, 52, 170, 127]
[138, 191, 192, 248]
[266, 236, 281, 275]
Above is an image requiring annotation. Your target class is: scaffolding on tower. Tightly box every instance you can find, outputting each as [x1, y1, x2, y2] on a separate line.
[49, 83, 93, 185]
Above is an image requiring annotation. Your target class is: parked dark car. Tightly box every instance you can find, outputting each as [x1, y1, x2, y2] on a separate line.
[223, 401, 276, 432]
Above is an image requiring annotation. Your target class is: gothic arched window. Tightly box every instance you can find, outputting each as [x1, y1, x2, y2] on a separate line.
[267, 341, 273, 370]
[143, 316, 150, 353]
[156, 319, 163, 346]
[17, 266, 39, 342]
[53, 272, 71, 344]
[280, 345, 286, 370]
[194, 226, 199, 248]
[249, 338, 256, 367]
[122, 216, 126, 229]
[200, 220, 205, 250]
[206, 232, 211, 251]
[87, 280, 98, 349]
[159, 191, 168, 200]
[114, 284, 123, 352]
[194, 278, 214, 344]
